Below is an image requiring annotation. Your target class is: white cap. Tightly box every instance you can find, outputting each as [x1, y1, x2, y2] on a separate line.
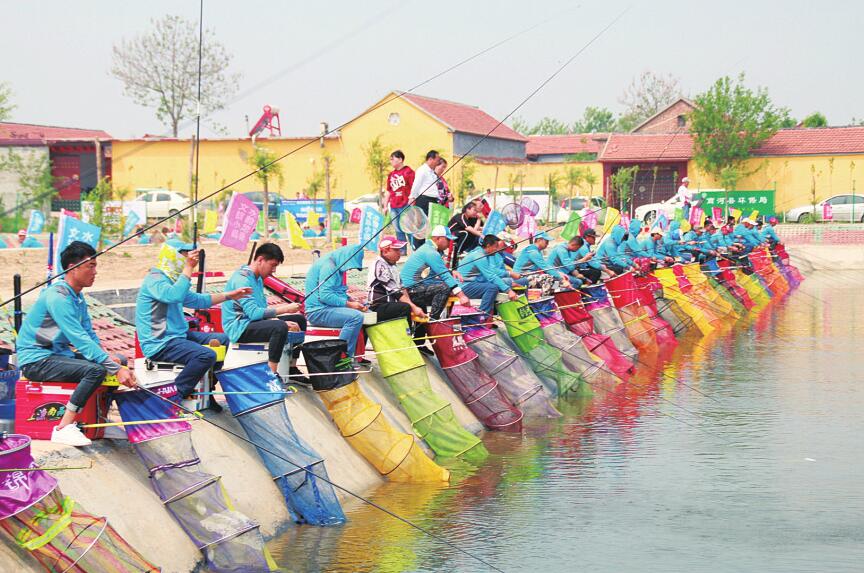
[430, 225, 455, 239]
[742, 217, 754, 224]
[682, 177, 690, 183]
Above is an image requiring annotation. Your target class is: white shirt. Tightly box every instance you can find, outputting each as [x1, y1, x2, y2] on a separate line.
[672, 184, 693, 204]
[409, 163, 439, 200]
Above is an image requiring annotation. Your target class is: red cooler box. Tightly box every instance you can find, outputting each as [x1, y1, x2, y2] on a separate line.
[14, 380, 112, 440]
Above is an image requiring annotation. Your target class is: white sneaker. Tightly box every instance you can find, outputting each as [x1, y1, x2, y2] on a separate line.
[51, 424, 92, 447]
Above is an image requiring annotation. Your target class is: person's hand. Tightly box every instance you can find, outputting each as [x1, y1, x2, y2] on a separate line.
[277, 302, 301, 314]
[227, 287, 253, 300]
[561, 277, 572, 289]
[347, 300, 367, 311]
[506, 289, 518, 301]
[509, 271, 521, 279]
[584, 251, 595, 259]
[116, 367, 136, 388]
[457, 292, 471, 306]
[285, 321, 301, 332]
[452, 271, 464, 282]
[410, 304, 427, 319]
[185, 250, 201, 270]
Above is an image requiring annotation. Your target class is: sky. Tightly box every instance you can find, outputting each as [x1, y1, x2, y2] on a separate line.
[2, 0, 861, 139]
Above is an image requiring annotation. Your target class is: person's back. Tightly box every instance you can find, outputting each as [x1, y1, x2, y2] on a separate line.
[305, 246, 364, 314]
[222, 265, 268, 342]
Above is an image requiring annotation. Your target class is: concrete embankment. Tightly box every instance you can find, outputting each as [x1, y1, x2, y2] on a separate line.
[0, 362, 483, 573]
[789, 244, 864, 272]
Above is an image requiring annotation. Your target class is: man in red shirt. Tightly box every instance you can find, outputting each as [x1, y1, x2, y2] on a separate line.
[386, 150, 414, 251]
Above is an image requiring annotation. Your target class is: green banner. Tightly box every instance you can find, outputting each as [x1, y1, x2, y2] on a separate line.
[699, 190, 775, 217]
[560, 211, 582, 241]
[427, 203, 452, 234]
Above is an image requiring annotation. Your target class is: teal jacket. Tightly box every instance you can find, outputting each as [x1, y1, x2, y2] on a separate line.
[546, 244, 578, 274]
[305, 245, 365, 314]
[460, 247, 510, 292]
[618, 220, 648, 263]
[16, 280, 118, 372]
[761, 225, 780, 243]
[596, 226, 627, 267]
[514, 244, 562, 278]
[136, 270, 214, 357]
[221, 265, 277, 343]
[400, 242, 460, 290]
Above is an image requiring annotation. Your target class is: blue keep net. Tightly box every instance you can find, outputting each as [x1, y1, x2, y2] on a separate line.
[215, 363, 346, 526]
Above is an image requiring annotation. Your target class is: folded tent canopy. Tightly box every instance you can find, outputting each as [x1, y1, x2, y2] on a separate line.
[365, 318, 488, 464]
[300, 339, 450, 483]
[213, 363, 346, 526]
[0, 434, 158, 573]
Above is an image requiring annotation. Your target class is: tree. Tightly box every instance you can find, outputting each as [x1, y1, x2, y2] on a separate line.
[545, 171, 561, 223]
[110, 15, 240, 137]
[609, 166, 639, 212]
[527, 117, 571, 135]
[0, 149, 55, 218]
[511, 116, 531, 135]
[248, 146, 283, 240]
[572, 106, 616, 133]
[0, 82, 14, 121]
[690, 74, 789, 195]
[801, 112, 828, 128]
[583, 170, 598, 200]
[456, 156, 476, 207]
[563, 166, 585, 203]
[362, 136, 388, 209]
[618, 71, 681, 130]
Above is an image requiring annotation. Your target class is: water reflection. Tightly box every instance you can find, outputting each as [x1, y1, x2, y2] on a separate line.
[269, 272, 864, 573]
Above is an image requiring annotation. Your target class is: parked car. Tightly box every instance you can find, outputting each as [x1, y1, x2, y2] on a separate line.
[345, 193, 382, 216]
[240, 191, 282, 220]
[555, 196, 608, 224]
[136, 189, 189, 219]
[785, 194, 864, 223]
[634, 190, 723, 224]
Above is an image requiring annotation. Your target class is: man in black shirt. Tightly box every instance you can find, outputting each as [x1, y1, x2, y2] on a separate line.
[448, 201, 483, 266]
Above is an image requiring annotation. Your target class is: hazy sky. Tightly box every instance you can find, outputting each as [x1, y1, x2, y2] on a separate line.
[2, 0, 861, 139]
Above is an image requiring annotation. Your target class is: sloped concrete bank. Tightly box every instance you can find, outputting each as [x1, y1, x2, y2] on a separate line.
[788, 244, 864, 272]
[0, 361, 483, 573]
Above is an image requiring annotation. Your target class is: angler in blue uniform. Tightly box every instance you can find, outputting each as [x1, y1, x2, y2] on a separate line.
[761, 216, 782, 245]
[305, 244, 368, 361]
[733, 218, 764, 252]
[222, 243, 305, 374]
[595, 225, 629, 274]
[137, 241, 250, 400]
[459, 235, 519, 306]
[514, 231, 574, 289]
[576, 229, 608, 283]
[16, 241, 136, 446]
[617, 219, 648, 266]
[647, 228, 675, 265]
[547, 236, 594, 283]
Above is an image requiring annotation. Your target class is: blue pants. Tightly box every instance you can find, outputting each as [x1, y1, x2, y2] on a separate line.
[306, 307, 364, 357]
[461, 281, 500, 315]
[151, 330, 230, 398]
[20, 354, 108, 412]
[390, 207, 408, 245]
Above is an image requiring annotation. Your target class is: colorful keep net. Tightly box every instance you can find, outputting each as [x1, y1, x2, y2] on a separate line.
[457, 313, 560, 418]
[681, 263, 739, 322]
[366, 318, 487, 464]
[631, 274, 678, 347]
[653, 266, 718, 336]
[579, 285, 639, 359]
[497, 296, 583, 397]
[773, 244, 805, 287]
[0, 434, 158, 573]
[748, 248, 790, 298]
[215, 362, 346, 526]
[604, 273, 660, 354]
[552, 290, 635, 380]
[427, 318, 523, 432]
[709, 258, 755, 310]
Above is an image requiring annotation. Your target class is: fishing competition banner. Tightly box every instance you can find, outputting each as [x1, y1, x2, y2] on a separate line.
[57, 212, 101, 252]
[219, 193, 260, 250]
[281, 199, 345, 224]
[482, 210, 506, 238]
[359, 207, 384, 251]
[26, 210, 45, 236]
[699, 190, 775, 217]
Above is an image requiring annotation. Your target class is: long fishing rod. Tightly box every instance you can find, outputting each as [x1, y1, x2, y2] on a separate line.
[303, 6, 633, 302]
[192, 0, 205, 249]
[0, 11, 579, 309]
[135, 384, 506, 573]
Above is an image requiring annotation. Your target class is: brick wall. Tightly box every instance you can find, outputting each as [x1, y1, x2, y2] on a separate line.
[633, 101, 695, 134]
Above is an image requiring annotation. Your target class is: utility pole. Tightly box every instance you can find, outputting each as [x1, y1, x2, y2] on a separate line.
[320, 122, 332, 244]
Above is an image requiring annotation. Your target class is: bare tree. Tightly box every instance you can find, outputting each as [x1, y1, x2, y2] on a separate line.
[110, 15, 240, 136]
[617, 71, 681, 131]
[0, 82, 14, 121]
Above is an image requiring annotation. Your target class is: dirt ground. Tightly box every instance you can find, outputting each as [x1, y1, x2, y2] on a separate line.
[0, 237, 329, 300]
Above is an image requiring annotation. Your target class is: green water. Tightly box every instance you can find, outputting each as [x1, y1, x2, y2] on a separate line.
[269, 272, 863, 572]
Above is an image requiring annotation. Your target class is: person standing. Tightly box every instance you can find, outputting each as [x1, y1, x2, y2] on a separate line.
[409, 150, 442, 249]
[434, 159, 453, 208]
[386, 150, 414, 248]
[672, 177, 694, 218]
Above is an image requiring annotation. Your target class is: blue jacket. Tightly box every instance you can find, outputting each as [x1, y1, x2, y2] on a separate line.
[596, 226, 627, 268]
[761, 225, 780, 243]
[575, 243, 602, 270]
[305, 245, 365, 314]
[16, 280, 118, 372]
[222, 265, 277, 343]
[400, 242, 460, 291]
[546, 244, 578, 274]
[513, 244, 562, 278]
[618, 220, 648, 263]
[460, 247, 510, 292]
[733, 224, 762, 248]
[136, 270, 214, 357]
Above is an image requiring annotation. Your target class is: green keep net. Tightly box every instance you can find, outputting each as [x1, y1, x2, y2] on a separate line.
[366, 319, 487, 464]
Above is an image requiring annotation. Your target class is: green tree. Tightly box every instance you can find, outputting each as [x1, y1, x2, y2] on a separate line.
[248, 146, 283, 240]
[0, 149, 56, 218]
[618, 71, 681, 130]
[572, 106, 616, 133]
[362, 136, 389, 209]
[0, 82, 14, 121]
[511, 116, 531, 135]
[456, 156, 476, 207]
[545, 171, 561, 223]
[801, 112, 828, 128]
[690, 74, 789, 198]
[563, 166, 585, 203]
[110, 15, 240, 136]
[583, 170, 598, 200]
[610, 166, 639, 212]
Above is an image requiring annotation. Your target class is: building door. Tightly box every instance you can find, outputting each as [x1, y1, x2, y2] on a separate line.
[51, 154, 81, 200]
[630, 165, 682, 211]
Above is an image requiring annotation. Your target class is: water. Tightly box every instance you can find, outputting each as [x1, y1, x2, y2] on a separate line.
[269, 272, 864, 573]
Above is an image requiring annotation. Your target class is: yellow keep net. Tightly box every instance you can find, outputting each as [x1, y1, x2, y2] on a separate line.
[653, 267, 718, 336]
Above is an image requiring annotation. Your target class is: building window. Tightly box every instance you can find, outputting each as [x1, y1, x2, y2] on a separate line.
[388, 112, 400, 126]
[677, 115, 686, 128]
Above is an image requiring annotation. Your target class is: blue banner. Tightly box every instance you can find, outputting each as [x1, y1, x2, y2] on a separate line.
[482, 210, 506, 237]
[359, 207, 384, 251]
[123, 210, 141, 236]
[57, 214, 101, 252]
[26, 210, 45, 236]
[280, 199, 345, 223]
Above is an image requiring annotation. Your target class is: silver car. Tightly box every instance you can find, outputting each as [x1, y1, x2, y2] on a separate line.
[785, 194, 864, 223]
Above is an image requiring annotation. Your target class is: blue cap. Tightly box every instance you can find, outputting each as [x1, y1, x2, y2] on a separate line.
[166, 239, 195, 252]
[534, 231, 552, 242]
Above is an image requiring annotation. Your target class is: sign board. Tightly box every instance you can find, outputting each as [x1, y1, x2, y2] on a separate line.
[280, 199, 345, 223]
[699, 190, 775, 218]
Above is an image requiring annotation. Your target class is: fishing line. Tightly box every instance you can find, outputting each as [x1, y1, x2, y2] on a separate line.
[135, 384, 507, 573]
[192, 0, 205, 248]
[0, 10, 579, 309]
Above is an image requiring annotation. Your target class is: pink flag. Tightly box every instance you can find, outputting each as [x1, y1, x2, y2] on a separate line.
[582, 208, 598, 230]
[822, 203, 833, 221]
[689, 206, 703, 227]
[219, 193, 260, 251]
[620, 214, 631, 230]
[516, 210, 537, 238]
[712, 206, 723, 221]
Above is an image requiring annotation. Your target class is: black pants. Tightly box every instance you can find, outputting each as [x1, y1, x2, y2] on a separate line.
[238, 314, 306, 364]
[411, 196, 438, 249]
[373, 302, 412, 322]
[406, 281, 451, 319]
[607, 263, 626, 275]
[578, 266, 603, 284]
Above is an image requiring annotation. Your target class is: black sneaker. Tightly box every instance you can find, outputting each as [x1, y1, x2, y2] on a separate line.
[287, 366, 311, 387]
[417, 345, 435, 357]
[206, 399, 223, 414]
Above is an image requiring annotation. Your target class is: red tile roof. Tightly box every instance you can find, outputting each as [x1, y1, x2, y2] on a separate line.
[401, 93, 528, 142]
[752, 126, 864, 156]
[599, 133, 694, 162]
[526, 134, 607, 156]
[0, 122, 111, 145]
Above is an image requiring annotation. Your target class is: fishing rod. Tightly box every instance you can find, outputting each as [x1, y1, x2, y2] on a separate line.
[191, 0, 205, 249]
[134, 384, 507, 573]
[0, 10, 579, 309]
[303, 6, 633, 301]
